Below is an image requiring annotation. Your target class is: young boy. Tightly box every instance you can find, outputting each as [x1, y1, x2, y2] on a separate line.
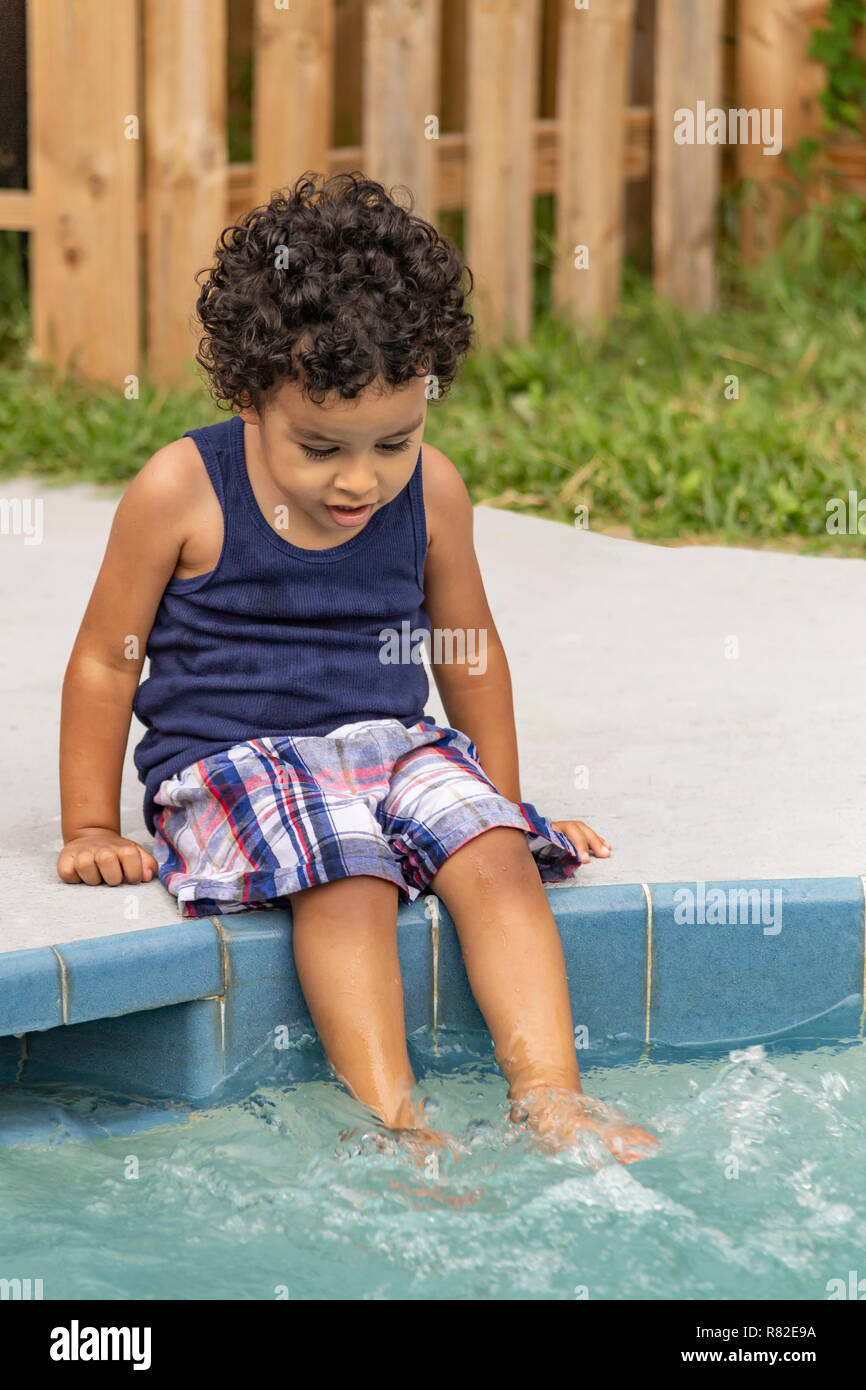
[58, 172, 657, 1165]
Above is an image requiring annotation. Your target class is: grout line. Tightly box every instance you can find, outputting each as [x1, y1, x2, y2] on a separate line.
[50, 946, 69, 1025]
[209, 917, 230, 994]
[642, 883, 653, 1048]
[860, 877, 866, 1038]
[208, 918, 229, 1080]
[425, 894, 440, 1053]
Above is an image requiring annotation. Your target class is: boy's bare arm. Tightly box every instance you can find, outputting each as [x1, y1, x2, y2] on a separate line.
[58, 441, 197, 885]
[421, 447, 523, 801]
[421, 446, 611, 865]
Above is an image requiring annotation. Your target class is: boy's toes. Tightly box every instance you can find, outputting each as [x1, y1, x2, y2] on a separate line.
[605, 1125, 660, 1163]
[404, 1126, 465, 1161]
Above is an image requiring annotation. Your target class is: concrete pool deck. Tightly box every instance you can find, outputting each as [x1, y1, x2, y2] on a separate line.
[1, 475, 865, 1093]
[3, 474, 865, 951]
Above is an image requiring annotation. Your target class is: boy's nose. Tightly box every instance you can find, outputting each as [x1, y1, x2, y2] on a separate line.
[331, 468, 378, 500]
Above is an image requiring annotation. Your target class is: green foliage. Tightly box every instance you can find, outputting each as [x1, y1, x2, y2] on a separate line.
[0, 360, 224, 489]
[809, 0, 866, 135]
[0, 190, 864, 555]
[428, 188, 866, 554]
[0, 231, 29, 362]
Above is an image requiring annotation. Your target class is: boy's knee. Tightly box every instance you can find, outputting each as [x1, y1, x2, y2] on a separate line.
[289, 873, 399, 918]
[434, 825, 533, 895]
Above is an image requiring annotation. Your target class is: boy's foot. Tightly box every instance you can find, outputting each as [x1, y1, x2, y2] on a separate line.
[509, 1086, 660, 1165]
[386, 1109, 469, 1171]
[338, 1096, 467, 1170]
[382, 1094, 468, 1168]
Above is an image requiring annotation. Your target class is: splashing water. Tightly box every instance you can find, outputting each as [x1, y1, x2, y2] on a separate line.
[1, 1031, 864, 1300]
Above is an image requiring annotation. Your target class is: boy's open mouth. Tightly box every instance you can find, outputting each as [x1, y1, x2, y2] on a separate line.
[325, 502, 375, 527]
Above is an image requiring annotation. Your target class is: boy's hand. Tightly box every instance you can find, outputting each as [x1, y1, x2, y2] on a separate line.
[551, 820, 611, 865]
[57, 830, 159, 887]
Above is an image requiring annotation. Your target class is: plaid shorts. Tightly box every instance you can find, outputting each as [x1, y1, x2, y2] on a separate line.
[151, 715, 582, 918]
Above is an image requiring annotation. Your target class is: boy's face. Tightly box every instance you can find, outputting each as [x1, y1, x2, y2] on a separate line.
[238, 372, 430, 540]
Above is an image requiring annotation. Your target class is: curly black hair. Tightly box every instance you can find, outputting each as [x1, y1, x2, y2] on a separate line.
[192, 171, 475, 413]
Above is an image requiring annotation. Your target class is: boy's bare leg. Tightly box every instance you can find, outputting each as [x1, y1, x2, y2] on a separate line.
[428, 827, 659, 1163]
[288, 875, 458, 1160]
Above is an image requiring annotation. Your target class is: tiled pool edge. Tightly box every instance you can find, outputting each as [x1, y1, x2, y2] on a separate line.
[1, 876, 864, 1100]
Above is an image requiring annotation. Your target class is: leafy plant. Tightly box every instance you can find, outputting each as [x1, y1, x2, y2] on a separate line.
[809, 0, 866, 136]
[0, 230, 29, 363]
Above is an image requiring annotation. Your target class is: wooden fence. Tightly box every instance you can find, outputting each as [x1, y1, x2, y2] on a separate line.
[0, 0, 857, 391]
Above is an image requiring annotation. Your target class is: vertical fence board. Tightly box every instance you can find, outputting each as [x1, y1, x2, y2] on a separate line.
[28, 0, 139, 384]
[540, 0, 559, 120]
[466, 0, 540, 348]
[554, 0, 635, 332]
[335, 0, 364, 147]
[144, 0, 228, 389]
[625, 0, 654, 265]
[253, 0, 335, 207]
[653, 0, 724, 310]
[736, 0, 828, 264]
[363, 0, 441, 221]
[441, 0, 468, 134]
[227, 0, 254, 162]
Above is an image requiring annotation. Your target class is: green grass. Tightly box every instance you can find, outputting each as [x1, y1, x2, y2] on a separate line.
[1, 190, 865, 555]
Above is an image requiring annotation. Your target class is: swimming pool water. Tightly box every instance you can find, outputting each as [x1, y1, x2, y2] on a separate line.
[2, 1031, 865, 1300]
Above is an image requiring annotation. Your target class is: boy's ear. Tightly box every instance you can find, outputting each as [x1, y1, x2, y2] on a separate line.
[236, 392, 259, 425]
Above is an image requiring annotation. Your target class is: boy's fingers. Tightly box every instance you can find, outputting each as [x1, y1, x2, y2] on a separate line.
[94, 848, 124, 887]
[73, 850, 103, 887]
[58, 842, 156, 887]
[569, 834, 591, 862]
[553, 822, 612, 862]
[584, 829, 611, 856]
[119, 845, 144, 884]
[57, 850, 82, 884]
[567, 822, 611, 857]
[125, 846, 157, 884]
[552, 821, 574, 837]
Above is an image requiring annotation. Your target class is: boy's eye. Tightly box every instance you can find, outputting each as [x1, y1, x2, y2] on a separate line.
[299, 439, 413, 461]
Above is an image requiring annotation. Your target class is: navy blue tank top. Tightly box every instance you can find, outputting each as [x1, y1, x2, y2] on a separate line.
[133, 413, 432, 834]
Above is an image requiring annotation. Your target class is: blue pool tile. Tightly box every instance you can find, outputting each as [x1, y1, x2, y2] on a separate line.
[0, 947, 63, 1036]
[396, 897, 435, 1034]
[90, 1103, 193, 1139]
[702, 995, 864, 1052]
[436, 882, 649, 1045]
[215, 909, 307, 1079]
[0, 1094, 193, 1149]
[648, 878, 865, 1047]
[217, 899, 434, 1080]
[0, 1093, 116, 1148]
[4, 876, 863, 1104]
[56, 921, 224, 1025]
[22, 998, 225, 1100]
[549, 883, 649, 1049]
